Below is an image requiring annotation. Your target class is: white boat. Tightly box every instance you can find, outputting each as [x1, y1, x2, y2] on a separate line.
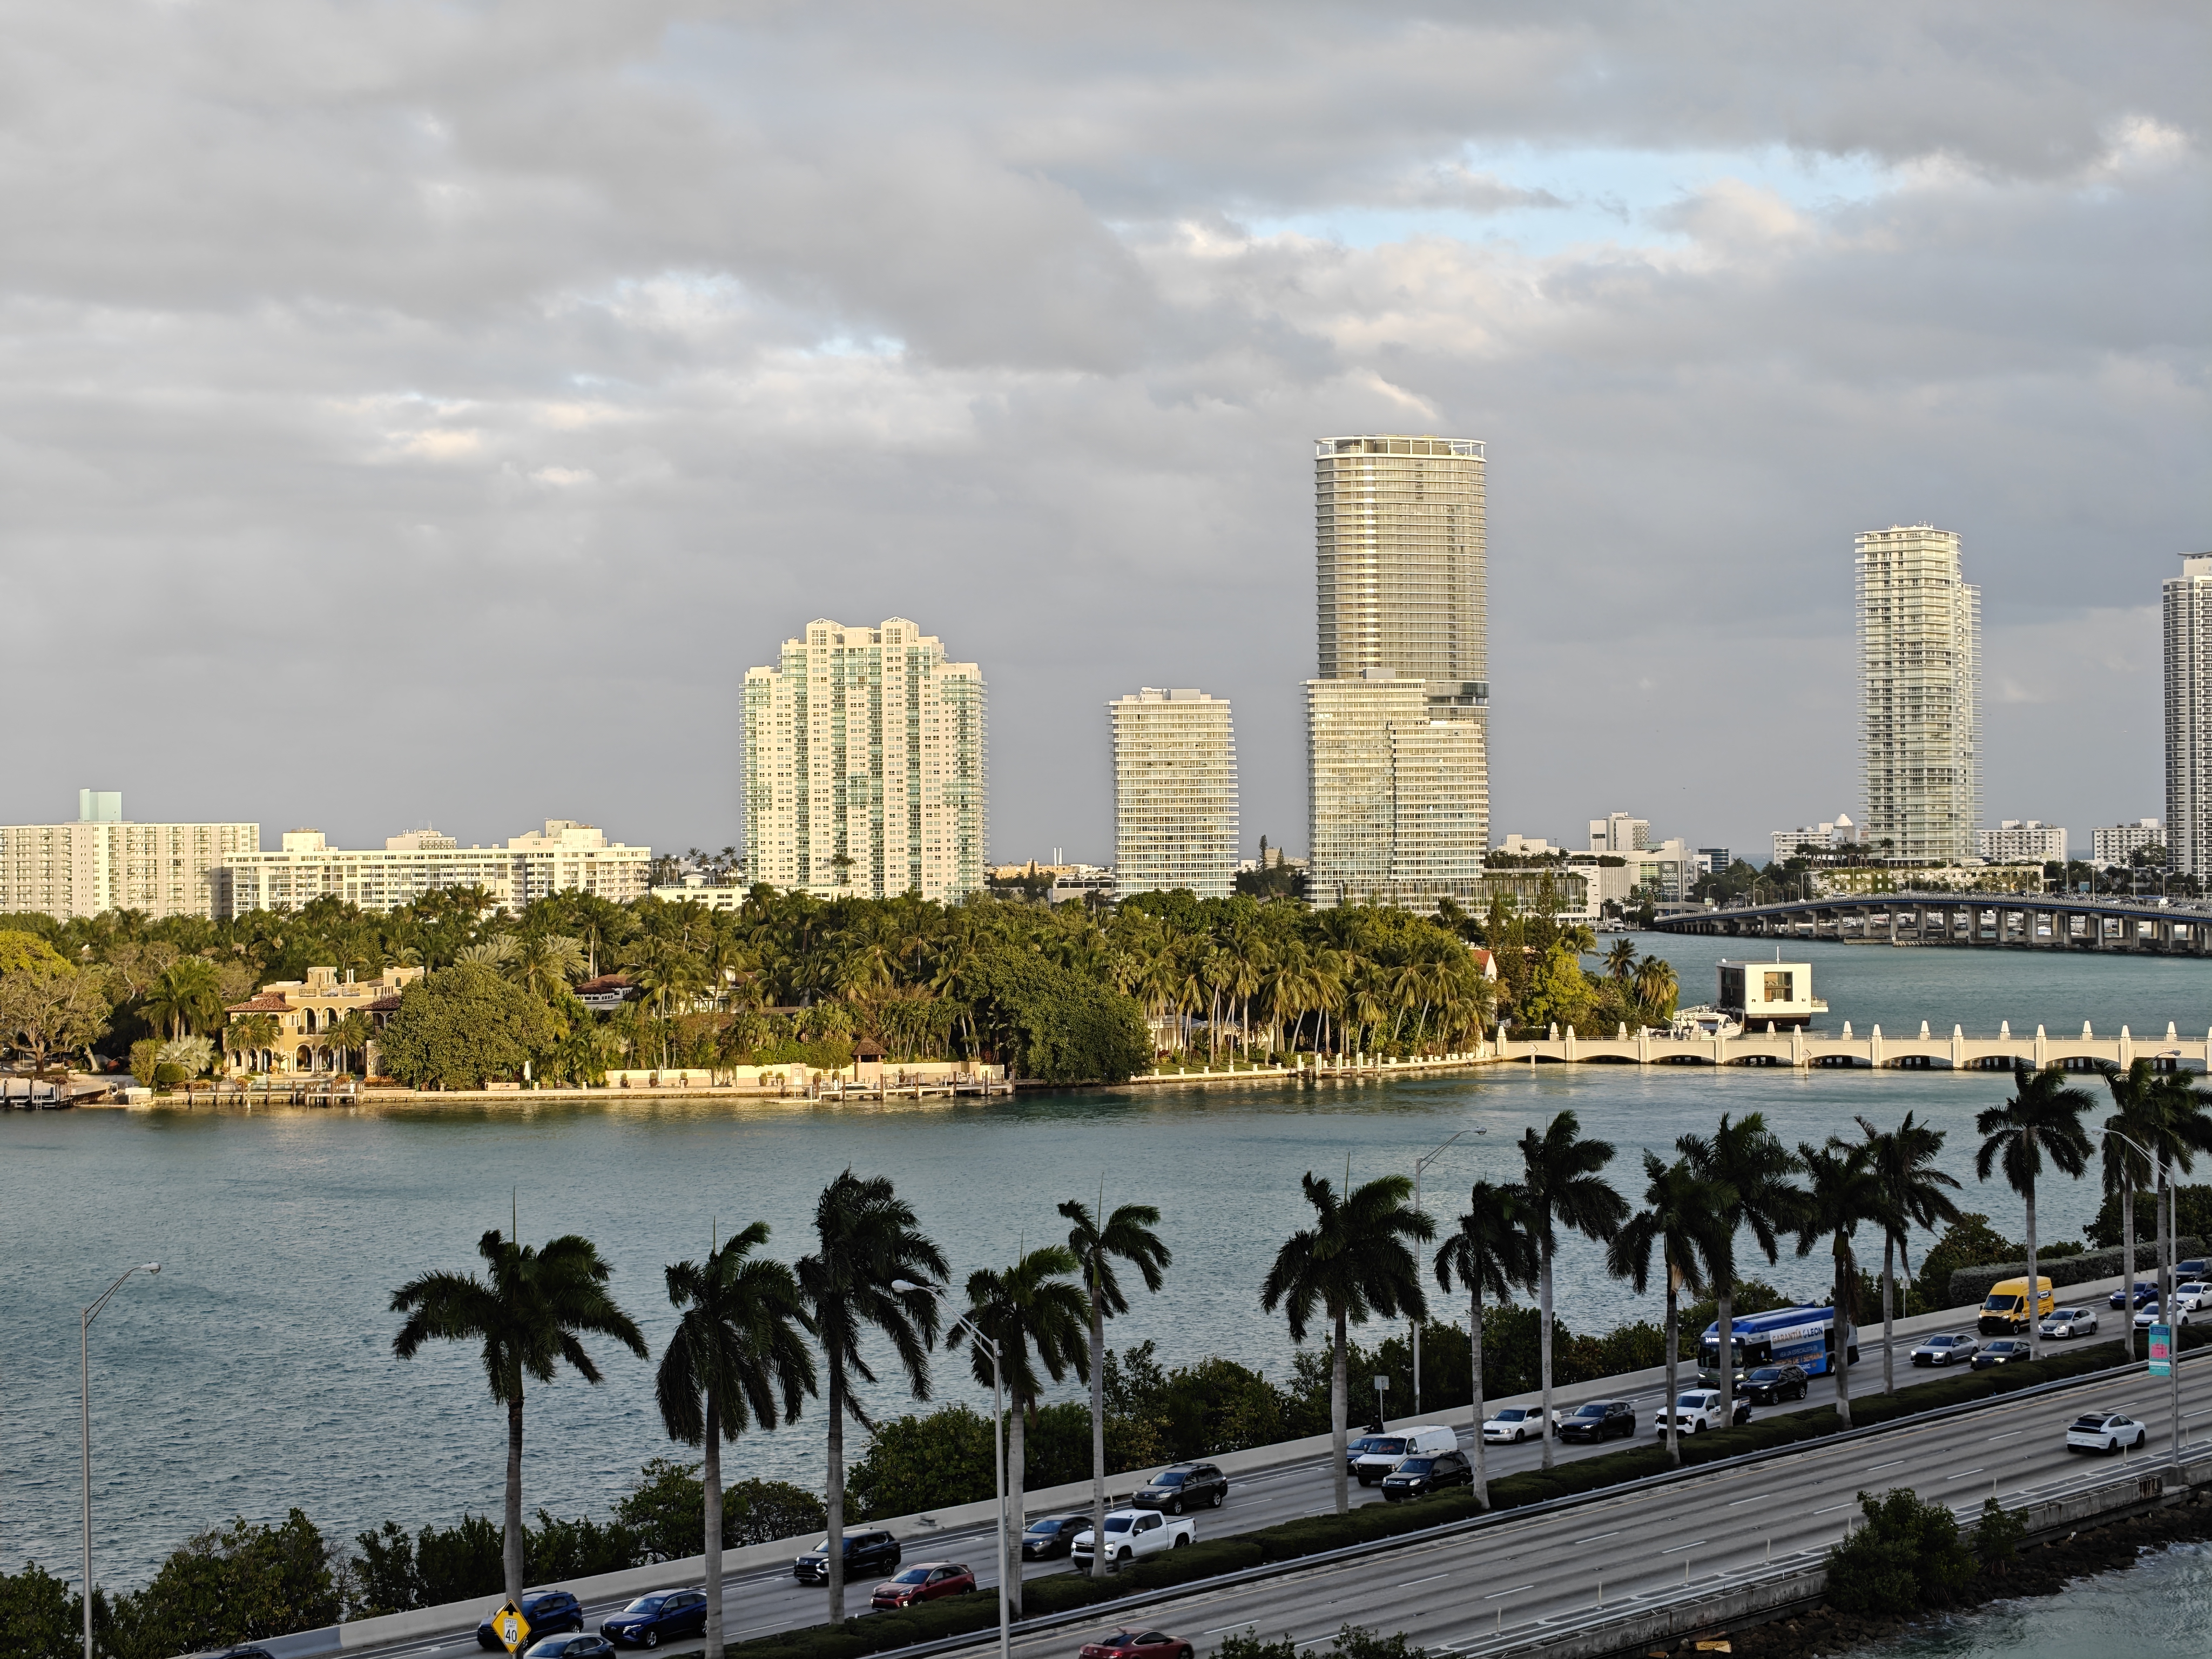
[1668, 1006, 1743, 1040]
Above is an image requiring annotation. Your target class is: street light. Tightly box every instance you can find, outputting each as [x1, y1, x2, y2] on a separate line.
[2106, 1130, 2184, 1474]
[1411, 1131, 1466, 1415]
[83, 1263, 159, 1659]
[891, 1279, 1008, 1659]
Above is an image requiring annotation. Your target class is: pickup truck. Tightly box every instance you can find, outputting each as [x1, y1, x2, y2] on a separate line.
[1069, 1508, 1195, 1570]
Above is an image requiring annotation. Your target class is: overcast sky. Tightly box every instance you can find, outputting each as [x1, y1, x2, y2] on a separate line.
[3, 2, 2204, 866]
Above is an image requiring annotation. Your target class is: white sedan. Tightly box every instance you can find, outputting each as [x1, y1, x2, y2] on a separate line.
[2065, 1410, 2146, 1454]
[2174, 1282, 2211, 1313]
[1909, 1333, 1979, 1366]
[2040, 1307, 2099, 1339]
[2134, 1302, 2195, 1330]
[1481, 1406, 1547, 1444]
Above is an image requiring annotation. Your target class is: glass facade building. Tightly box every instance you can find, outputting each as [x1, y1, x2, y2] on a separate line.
[1306, 675, 1489, 911]
[1110, 688, 1239, 900]
[1857, 525, 1981, 864]
[2166, 555, 2212, 877]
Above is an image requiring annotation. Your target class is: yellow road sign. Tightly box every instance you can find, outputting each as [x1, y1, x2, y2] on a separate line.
[493, 1604, 531, 1653]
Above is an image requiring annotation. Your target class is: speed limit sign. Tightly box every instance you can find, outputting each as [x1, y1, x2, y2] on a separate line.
[494, 1604, 531, 1653]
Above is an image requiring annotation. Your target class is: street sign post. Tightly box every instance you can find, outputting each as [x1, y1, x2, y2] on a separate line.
[2148, 1324, 2174, 1378]
[493, 1604, 531, 1654]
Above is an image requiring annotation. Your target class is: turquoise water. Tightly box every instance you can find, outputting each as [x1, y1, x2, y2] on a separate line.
[0, 942, 2203, 1593]
[1847, 1539, 2212, 1657]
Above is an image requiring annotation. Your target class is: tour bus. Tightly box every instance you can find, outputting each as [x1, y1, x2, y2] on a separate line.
[1977, 1276, 2056, 1336]
[1698, 1305, 1859, 1376]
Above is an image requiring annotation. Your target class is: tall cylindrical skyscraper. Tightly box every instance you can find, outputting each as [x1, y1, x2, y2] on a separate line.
[2165, 554, 2212, 878]
[1857, 525, 1981, 864]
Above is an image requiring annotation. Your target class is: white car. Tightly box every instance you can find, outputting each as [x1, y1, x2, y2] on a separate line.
[1909, 1332, 1979, 1366]
[1069, 1509, 1194, 1570]
[1655, 1390, 1749, 1437]
[2040, 1307, 2098, 1339]
[2134, 1301, 2194, 1330]
[2173, 1282, 2211, 1314]
[2065, 1410, 2146, 1455]
[1481, 1406, 1547, 1444]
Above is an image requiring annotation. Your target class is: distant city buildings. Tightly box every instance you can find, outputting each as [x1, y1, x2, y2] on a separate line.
[1857, 525, 1981, 862]
[741, 617, 986, 903]
[1977, 820, 2067, 864]
[0, 792, 257, 922]
[1588, 813, 1649, 853]
[1770, 814, 1856, 865]
[1109, 688, 1239, 901]
[1306, 672, 1488, 910]
[1696, 847, 1732, 875]
[2093, 818, 2166, 868]
[216, 820, 649, 918]
[2164, 554, 2212, 877]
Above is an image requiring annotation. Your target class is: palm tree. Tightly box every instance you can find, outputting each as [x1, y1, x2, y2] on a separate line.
[390, 1228, 647, 1606]
[1633, 956, 1678, 1022]
[1794, 1139, 1881, 1428]
[655, 1223, 818, 1656]
[2099, 1060, 2162, 1360]
[1854, 1112, 1961, 1392]
[794, 1171, 947, 1620]
[1260, 1170, 1434, 1514]
[1677, 1112, 1802, 1422]
[1433, 1180, 1536, 1507]
[144, 956, 225, 1040]
[1607, 1154, 1732, 1466]
[504, 934, 586, 1003]
[2137, 1071, 2212, 1316]
[1059, 1195, 1171, 1576]
[1516, 1111, 1628, 1468]
[1975, 1062, 2095, 1359]
[948, 1246, 1089, 1613]
[1602, 938, 1638, 982]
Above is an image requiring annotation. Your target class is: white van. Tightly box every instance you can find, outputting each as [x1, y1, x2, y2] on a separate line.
[1352, 1424, 1458, 1485]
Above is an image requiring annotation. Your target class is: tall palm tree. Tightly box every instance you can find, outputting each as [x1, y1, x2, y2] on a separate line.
[2138, 1072, 2212, 1314]
[1608, 1154, 1732, 1466]
[1059, 1195, 1171, 1576]
[329, 1009, 375, 1076]
[1633, 956, 1678, 1022]
[1975, 1062, 2095, 1359]
[1433, 1180, 1537, 1507]
[2099, 1060, 2162, 1360]
[1677, 1112, 1802, 1422]
[794, 1171, 947, 1620]
[1794, 1140, 1881, 1428]
[144, 956, 225, 1040]
[1517, 1111, 1628, 1468]
[1262, 1170, 1435, 1514]
[1603, 938, 1638, 982]
[1854, 1112, 1961, 1391]
[656, 1223, 817, 1655]
[390, 1229, 646, 1605]
[948, 1246, 1089, 1614]
[504, 933, 586, 1003]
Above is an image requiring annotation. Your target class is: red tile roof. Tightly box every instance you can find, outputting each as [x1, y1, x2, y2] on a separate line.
[227, 993, 291, 1014]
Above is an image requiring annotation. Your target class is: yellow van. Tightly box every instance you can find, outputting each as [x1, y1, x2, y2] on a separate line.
[1978, 1276, 2055, 1335]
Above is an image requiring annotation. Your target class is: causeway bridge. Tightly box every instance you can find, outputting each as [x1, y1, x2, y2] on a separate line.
[1652, 890, 2211, 953]
[1498, 1020, 2212, 1069]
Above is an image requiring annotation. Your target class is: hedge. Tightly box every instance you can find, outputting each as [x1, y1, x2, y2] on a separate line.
[725, 1326, 2207, 1659]
[1950, 1236, 2205, 1307]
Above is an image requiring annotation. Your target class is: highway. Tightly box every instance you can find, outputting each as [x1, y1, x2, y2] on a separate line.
[340, 1316, 2160, 1659]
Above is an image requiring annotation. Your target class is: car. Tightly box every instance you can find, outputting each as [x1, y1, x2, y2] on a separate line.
[1343, 1434, 1384, 1472]
[600, 1591, 705, 1650]
[2109, 1281, 2158, 1310]
[2066, 1410, 2147, 1454]
[2135, 1301, 2195, 1329]
[794, 1529, 899, 1584]
[529, 1637, 614, 1659]
[1078, 1631, 1192, 1659]
[1482, 1406, 1545, 1444]
[1741, 1365, 1810, 1405]
[1379, 1448, 1475, 1501]
[1353, 1425, 1456, 1485]
[478, 1593, 583, 1651]
[2179, 1258, 2208, 1282]
[1971, 1338, 2032, 1370]
[1131, 1462, 1228, 1514]
[1909, 1333, 1979, 1367]
[1556, 1400, 1637, 1442]
[1655, 1390, 1750, 1437]
[2173, 1282, 2211, 1314]
[1070, 1509, 1193, 1570]
[869, 1562, 975, 1611]
[1021, 1515, 1090, 1560]
[2040, 1307, 2099, 1339]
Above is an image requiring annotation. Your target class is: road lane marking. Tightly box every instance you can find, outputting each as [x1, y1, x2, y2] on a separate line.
[1398, 1573, 1451, 1587]
[1572, 1530, 1619, 1543]
[1482, 1584, 1535, 1600]
[1944, 1467, 1986, 1480]
[1986, 1431, 2022, 1441]
[1659, 1540, 1707, 1554]
[1725, 1492, 1769, 1506]
[1813, 1501, 1857, 1514]
[1865, 1459, 1904, 1472]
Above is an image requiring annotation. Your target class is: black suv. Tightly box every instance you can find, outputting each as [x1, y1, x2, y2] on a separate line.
[1131, 1462, 1228, 1514]
[793, 1530, 899, 1584]
[1379, 1449, 1473, 1501]
[1556, 1400, 1636, 1443]
[1020, 1515, 1090, 1560]
[1742, 1365, 1810, 1404]
[477, 1593, 584, 1651]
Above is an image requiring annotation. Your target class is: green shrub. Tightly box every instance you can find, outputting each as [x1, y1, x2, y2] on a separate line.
[1825, 1488, 1978, 1617]
[0, 1561, 79, 1659]
[110, 1510, 340, 1659]
[617, 1459, 827, 1557]
[1974, 1498, 2027, 1573]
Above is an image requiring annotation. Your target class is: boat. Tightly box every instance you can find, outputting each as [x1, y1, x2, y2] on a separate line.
[1668, 1006, 1743, 1040]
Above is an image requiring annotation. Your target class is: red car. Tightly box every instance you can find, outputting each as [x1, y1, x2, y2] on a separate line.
[869, 1562, 975, 1610]
[1079, 1633, 1191, 1659]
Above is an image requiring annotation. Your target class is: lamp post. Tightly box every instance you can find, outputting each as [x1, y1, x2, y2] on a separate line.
[2106, 1131, 2183, 1473]
[892, 1279, 1007, 1659]
[1411, 1131, 1465, 1415]
[83, 1263, 159, 1659]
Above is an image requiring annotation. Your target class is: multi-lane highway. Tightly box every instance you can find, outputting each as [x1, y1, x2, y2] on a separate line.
[339, 1308, 2167, 1659]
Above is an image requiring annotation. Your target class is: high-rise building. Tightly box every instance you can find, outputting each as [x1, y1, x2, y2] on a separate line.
[741, 617, 986, 902]
[2165, 555, 2212, 877]
[1857, 525, 1981, 862]
[1109, 689, 1239, 901]
[2092, 818, 2164, 868]
[1312, 434, 1489, 904]
[0, 793, 257, 921]
[215, 820, 648, 918]
[1306, 673, 1488, 910]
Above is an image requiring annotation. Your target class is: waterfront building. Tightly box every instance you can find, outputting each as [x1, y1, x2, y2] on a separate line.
[1697, 847, 1732, 875]
[741, 617, 986, 902]
[1770, 815, 1856, 865]
[1858, 525, 1981, 862]
[2092, 818, 2165, 868]
[1588, 813, 1650, 853]
[1977, 820, 2067, 865]
[0, 792, 257, 922]
[1110, 688, 1239, 901]
[224, 964, 423, 1074]
[216, 820, 649, 917]
[2165, 555, 2212, 877]
[1306, 672, 1488, 911]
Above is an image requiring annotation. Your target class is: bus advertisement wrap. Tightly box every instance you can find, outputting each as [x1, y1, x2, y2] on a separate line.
[1700, 1304, 1858, 1376]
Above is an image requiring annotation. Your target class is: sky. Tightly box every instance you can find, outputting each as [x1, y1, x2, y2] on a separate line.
[2, 1, 2205, 866]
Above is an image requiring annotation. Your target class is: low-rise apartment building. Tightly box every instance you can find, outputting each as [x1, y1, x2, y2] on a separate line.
[2092, 819, 2164, 867]
[0, 792, 257, 921]
[215, 820, 650, 917]
[1977, 820, 2067, 864]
